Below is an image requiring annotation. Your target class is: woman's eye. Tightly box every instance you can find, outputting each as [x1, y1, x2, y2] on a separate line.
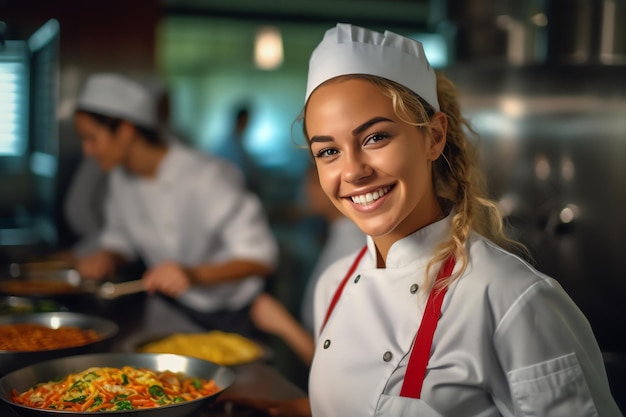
[365, 132, 389, 145]
[313, 148, 338, 158]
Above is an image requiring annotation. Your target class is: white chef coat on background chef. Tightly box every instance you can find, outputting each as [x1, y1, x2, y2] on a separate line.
[310, 214, 621, 417]
[99, 143, 278, 314]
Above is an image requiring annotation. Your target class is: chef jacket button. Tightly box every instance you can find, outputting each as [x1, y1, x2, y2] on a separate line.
[354, 274, 361, 283]
[410, 283, 419, 294]
[323, 339, 331, 349]
[383, 351, 393, 362]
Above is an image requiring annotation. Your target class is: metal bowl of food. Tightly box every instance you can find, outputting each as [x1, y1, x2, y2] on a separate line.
[0, 312, 119, 376]
[0, 352, 235, 417]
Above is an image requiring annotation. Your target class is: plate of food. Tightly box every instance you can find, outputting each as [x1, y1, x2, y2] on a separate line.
[0, 352, 235, 417]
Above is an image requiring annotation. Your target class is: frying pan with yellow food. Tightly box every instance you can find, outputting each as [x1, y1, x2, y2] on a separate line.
[130, 331, 268, 366]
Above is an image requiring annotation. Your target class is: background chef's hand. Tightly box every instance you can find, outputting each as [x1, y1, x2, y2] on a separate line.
[75, 251, 117, 281]
[142, 261, 191, 297]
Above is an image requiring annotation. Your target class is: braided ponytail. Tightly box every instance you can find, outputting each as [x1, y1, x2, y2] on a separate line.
[428, 72, 528, 291]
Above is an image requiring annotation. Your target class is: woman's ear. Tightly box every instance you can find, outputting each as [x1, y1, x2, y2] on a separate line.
[428, 111, 447, 161]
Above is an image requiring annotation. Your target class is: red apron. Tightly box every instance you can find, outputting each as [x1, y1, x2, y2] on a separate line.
[320, 246, 456, 399]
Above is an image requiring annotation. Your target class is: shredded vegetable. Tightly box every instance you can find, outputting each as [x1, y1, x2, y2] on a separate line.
[11, 365, 220, 412]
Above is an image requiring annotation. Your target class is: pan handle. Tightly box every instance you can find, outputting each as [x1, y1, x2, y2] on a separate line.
[97, 280, 146, 300]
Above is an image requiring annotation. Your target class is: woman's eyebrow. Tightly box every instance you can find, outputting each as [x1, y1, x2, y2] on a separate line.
[309, 116, 393, 144]
[309, 135, 334, 145]
[352, 117, 393, 136]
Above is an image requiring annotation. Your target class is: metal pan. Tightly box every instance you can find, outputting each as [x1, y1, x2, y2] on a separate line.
[122, 330, 273, 366]
[0, 269, 87, 299]
[0, 352, 236, 417]
[0, 268, 145, 301]
[0, 312, 118, 376]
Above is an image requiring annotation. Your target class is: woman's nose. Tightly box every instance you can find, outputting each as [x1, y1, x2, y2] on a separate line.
[341, 153, 373, 184]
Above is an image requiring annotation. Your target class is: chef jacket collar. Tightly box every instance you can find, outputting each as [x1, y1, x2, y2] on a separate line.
[366, 211, 453, 269]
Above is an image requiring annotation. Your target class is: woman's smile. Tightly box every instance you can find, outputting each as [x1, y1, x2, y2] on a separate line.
[348, 185, 393, 206]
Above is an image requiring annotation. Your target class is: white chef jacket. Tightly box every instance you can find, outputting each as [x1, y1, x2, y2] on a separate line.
[99, 143, 278, 312]
[310, 214, 621, 417]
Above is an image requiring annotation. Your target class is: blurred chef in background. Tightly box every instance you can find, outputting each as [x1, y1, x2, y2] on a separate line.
[72, 73, 278, 337]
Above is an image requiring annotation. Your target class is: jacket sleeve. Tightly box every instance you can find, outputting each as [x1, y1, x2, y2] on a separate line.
[492, 279, 622, 417]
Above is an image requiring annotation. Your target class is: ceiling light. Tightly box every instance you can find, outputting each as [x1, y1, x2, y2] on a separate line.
[255, 26, 283, 70]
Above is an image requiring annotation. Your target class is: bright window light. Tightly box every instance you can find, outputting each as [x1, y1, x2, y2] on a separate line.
[0, 49, 29, 156]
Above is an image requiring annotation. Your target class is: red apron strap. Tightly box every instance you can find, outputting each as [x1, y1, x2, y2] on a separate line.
[319, 245, 368, 335]
[400, 255, 456, 399]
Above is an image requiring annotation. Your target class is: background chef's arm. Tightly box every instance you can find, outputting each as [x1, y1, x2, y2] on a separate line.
[190, 166, 278, 284]
[186, 258, 273, 284]
[75, 250, 127, 280]
[250, 293, 315, 366]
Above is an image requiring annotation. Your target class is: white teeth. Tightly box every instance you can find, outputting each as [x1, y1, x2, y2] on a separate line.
[351, 186, 391, 205]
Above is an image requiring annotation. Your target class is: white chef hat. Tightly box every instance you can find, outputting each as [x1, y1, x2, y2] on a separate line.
[305, 23, 439, 111]
[76, 73, 157, 128]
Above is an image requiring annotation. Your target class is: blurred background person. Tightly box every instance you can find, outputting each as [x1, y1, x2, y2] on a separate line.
[72, 73, 278, 338]
[213, 102, 261, 194]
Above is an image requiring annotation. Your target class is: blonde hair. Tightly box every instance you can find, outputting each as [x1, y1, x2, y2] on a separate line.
[301, 73, 527, 293]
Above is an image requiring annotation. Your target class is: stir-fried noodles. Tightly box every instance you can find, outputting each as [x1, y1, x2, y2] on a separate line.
[11, 365, 220, 412]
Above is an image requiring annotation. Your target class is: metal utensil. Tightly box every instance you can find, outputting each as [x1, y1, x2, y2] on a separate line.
[96, 280, 146, 300]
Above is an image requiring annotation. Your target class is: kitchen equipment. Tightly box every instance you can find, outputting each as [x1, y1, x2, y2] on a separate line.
[96, 280, 146, 300]
[0, 267, 145, 301]
[3, 261, 73, 278]
[0, 268, 85, 299]
[0, 296, 64, 316]
[0, 312, 118, 376]
[0, 352, 235, 417]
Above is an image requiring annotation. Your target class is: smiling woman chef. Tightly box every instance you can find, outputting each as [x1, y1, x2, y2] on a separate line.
[231, 23, 622, 417]
[72, 73, 278, 338]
